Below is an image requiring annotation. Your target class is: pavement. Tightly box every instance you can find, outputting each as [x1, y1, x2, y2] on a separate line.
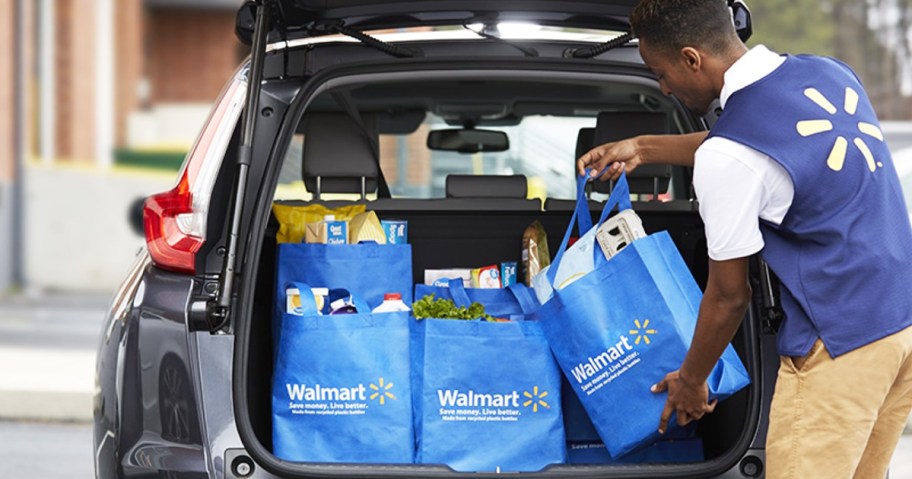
[0, 290, 110, 422]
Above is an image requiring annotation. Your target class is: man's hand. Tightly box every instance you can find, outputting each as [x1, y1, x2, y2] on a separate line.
[576, 132, 709, 181]
[576, 138, 643, 182]
[651, 370, 717, 434]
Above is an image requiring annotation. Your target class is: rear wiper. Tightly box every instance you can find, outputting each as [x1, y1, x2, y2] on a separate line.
[315, 21, 422, 58]
[462, 23, 538, 57]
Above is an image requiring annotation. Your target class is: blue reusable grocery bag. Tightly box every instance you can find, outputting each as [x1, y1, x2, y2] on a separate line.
[413, 318, 565, 472]
[272, 281, 414, 463]
[536, 172, 751, 459]
[415, 278, 540, 320]
[567, 437, 704, 464]
[273, 242, 412, 342]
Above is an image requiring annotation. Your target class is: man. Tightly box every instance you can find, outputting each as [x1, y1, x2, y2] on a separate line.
[578, 1, 912, 477]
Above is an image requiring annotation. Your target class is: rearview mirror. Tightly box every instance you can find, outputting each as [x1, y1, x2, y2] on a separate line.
[427, 129, 509, 153]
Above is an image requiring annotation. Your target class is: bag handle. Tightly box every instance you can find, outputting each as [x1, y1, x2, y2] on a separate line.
[443, 279, 539, 316]
[547, 171, 632, 285]
[285, 281, 320, 316]
[507, 283, 540, 315]
[445, 278, 473, 308]
[285, 282, 372, 315]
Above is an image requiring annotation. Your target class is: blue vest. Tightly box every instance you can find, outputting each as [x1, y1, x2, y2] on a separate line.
[707, 55, 912, 357]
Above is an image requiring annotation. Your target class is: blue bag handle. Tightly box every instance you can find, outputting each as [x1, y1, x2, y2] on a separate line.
[547, 171, 632, 286]
[443, 279, 540, 316]
[284, 281, 372, 315]
[508, 283, 540, 315]
[445, 278, 473, 308]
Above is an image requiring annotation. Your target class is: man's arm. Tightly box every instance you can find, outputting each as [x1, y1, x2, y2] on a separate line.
[653, 256, 752, 433]
[577, 131, 709, 181]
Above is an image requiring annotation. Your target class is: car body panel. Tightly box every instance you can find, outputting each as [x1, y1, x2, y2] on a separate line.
[98, 5, 773, 477]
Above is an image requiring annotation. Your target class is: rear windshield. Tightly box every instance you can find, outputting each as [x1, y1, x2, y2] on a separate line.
[273, 76, 687, 204]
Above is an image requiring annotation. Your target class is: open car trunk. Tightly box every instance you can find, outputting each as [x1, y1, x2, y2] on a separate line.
[222, 3, 767, 473]
[240, 208, 766, 477]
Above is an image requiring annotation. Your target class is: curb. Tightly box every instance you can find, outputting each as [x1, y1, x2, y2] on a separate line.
[0, 347, 95, 423]
[0, 390, 92, 423]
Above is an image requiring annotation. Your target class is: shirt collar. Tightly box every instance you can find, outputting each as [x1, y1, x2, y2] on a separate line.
[719, 45, 786, 109]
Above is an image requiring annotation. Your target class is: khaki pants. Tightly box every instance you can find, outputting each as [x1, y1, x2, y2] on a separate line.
[766, 325, 912, 479]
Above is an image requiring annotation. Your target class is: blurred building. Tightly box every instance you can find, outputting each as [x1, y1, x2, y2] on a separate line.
[0, 0, 244, 293]
[36, 0, 243, 169]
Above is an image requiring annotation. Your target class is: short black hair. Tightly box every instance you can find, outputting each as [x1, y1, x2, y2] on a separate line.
[630, 0, 740, 55]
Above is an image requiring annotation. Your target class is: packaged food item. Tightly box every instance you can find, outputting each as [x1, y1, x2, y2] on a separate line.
[312, 288, 329, 315]
[522, 221, 551, 286]
[329, 299, 358, 315]
[381, 219, 408, 244]
[424, 268, 472, 287]
[349, 211, 386, 244]
[471, 264, 502, 289]
[327, 288, 358, 314]
[324, 215, 348, 244]
[304, 222, 325, 244]
[371, 293, 411, 313]
[272, 203, 365, 243]
[595, 209, 646, 260]
[304, 215, 349, 244]
[286, 287, 329, 315]
[501, 262, 517, 287]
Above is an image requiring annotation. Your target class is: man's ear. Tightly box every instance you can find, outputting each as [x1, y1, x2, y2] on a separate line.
[680, 47, 702, 72]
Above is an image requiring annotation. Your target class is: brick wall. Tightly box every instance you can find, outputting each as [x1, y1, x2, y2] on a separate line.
[115, 0, 144, 148]
[55, 0, 97, 163]
[146, 9, 242, 104]
[0, 0, 13, 182]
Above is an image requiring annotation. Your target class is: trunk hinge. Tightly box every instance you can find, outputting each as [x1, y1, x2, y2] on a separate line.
[207, 0, 271, 332]
[753, 256, 784, 334]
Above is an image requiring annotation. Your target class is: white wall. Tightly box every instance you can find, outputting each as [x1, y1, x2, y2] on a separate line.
[24, 165, 174, 293]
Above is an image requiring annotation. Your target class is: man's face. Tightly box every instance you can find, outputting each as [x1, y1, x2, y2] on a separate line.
[639, 39, 716, 115]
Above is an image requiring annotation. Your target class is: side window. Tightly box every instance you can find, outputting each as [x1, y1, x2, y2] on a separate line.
[273, 133, 309, 201]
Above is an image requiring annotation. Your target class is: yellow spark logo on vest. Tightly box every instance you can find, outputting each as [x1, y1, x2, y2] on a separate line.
[629, 319, 657, 345]
[369, 377, 396, 405]
[522, 386, 550, 412]
[796, 87, 885, 173]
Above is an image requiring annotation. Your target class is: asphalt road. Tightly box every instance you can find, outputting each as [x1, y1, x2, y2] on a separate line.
[0, 421, 94, 478]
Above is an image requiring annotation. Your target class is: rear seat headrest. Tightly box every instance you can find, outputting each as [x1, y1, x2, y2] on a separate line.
[576, 128, 595, 161]
[590, 111, 672, 196]
[446, 175, 528, 198]
[302, 112, 379, 198]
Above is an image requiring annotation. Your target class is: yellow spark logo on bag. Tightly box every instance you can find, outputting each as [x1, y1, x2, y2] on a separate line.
[522, 386, 550, 412]
[796, 87, 885, 173]
[368, 377, 396, 405]
[629, 319, 657, 345]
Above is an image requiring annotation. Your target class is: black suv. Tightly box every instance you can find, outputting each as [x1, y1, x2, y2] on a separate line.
[95, 1, 774, 478]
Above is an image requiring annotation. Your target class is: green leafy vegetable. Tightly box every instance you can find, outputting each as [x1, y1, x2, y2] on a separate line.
[412, 294, 495, 322]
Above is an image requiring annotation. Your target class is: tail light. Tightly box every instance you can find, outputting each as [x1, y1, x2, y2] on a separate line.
[143, 172, 202, 274]
[143, 69, 247, 274]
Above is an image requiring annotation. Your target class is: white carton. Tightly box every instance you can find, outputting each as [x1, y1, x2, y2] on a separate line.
[595, 209, 647, 260]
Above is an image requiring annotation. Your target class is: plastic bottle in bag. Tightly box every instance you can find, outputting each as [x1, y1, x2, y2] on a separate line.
[371, 293, 411, 313]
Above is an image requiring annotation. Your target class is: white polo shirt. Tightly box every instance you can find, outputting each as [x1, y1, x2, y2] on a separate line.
[694, 45, 796, 261]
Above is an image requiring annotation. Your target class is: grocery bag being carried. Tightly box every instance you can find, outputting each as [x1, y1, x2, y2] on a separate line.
[272, 282, 414, 463]
[536, 172, 751, 459]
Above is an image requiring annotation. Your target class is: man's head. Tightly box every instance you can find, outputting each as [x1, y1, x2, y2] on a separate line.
[630, 0, 746, 114]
